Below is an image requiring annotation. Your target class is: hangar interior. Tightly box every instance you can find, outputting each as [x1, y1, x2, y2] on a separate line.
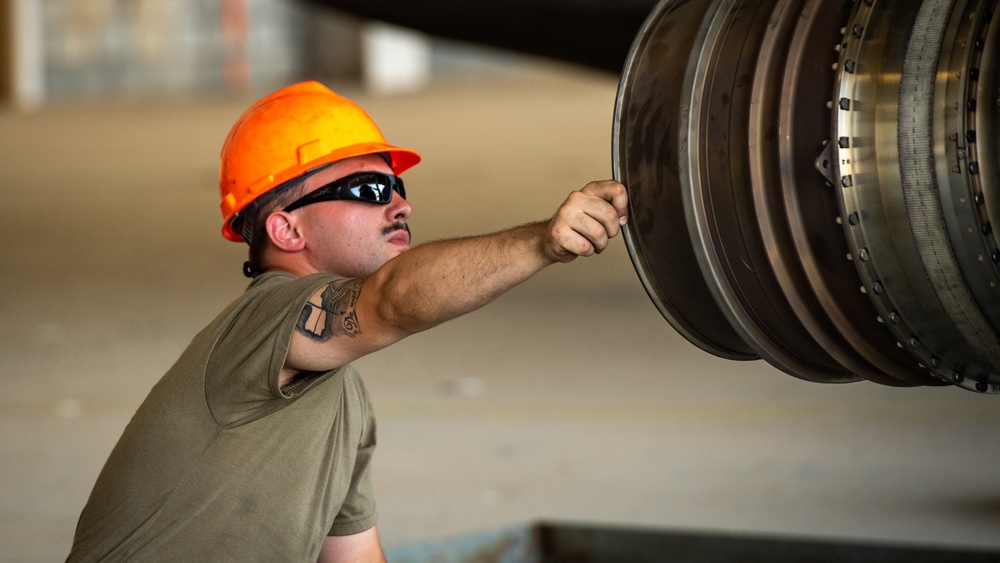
[2, 1, 999, 561]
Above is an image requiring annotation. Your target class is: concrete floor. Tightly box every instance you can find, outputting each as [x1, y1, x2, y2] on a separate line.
[2, 60, 1000, 562]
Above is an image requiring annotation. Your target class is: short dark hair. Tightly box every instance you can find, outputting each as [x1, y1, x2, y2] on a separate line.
[232, 174, 311, 277]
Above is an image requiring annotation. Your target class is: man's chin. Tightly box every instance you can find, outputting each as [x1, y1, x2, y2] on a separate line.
[381, 246, 409, 264]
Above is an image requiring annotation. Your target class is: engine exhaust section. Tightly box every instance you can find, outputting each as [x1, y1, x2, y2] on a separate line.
[614, 0, 1000, 392]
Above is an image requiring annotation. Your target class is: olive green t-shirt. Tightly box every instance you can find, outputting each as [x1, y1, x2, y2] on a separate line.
[68, 272, 378, 562]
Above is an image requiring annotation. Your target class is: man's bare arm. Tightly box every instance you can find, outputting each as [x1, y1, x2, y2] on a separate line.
[317, 527, 385, 563]
[283, 180, 627, 379]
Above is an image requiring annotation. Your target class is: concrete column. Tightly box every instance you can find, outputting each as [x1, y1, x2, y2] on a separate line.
[1, 0, 44, 109]
[0, 0, 12, 104]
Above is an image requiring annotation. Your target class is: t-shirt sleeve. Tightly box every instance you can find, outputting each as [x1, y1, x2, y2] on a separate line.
[329, 371, 379, 536]
[205, 272, 341, 427]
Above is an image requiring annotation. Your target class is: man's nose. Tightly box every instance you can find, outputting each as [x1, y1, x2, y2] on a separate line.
[388, 192, 412, 221]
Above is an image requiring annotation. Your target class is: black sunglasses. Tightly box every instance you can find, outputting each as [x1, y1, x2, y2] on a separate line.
[283, 171, 406, 212]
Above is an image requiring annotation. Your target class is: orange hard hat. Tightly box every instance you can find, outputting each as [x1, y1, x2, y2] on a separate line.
[218, 80, 421, 241]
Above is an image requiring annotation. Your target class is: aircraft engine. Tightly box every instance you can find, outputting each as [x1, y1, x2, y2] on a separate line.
[614, 0, 1000, 392]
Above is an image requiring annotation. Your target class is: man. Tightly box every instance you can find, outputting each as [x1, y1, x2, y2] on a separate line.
[68, 81, 627, 562]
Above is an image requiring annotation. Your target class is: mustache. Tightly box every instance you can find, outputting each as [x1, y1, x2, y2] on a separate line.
[382, 222, 410, 237]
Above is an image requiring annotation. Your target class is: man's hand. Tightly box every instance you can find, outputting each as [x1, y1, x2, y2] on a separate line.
[543, 180, 628, 263]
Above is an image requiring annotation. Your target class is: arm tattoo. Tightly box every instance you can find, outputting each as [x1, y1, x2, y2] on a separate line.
[295, 278, 365, 342]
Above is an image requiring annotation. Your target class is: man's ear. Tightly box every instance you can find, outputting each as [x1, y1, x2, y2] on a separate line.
[265, 211, 306, 252]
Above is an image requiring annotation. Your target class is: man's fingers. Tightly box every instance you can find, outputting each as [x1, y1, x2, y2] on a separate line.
[558, 191, 619, 239]
[544, 181, 630, 262]
[547, 195, 616, 258]
[581, 180, 629, 226]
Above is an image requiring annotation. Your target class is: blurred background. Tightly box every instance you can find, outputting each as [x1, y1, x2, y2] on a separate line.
[2, 1, 1000, 561]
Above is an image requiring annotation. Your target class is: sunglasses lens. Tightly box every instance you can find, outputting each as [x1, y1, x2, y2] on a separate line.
[283, 172, 405, 212]
[350, 181, 390, 202]
[352, 175, 405, 202]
